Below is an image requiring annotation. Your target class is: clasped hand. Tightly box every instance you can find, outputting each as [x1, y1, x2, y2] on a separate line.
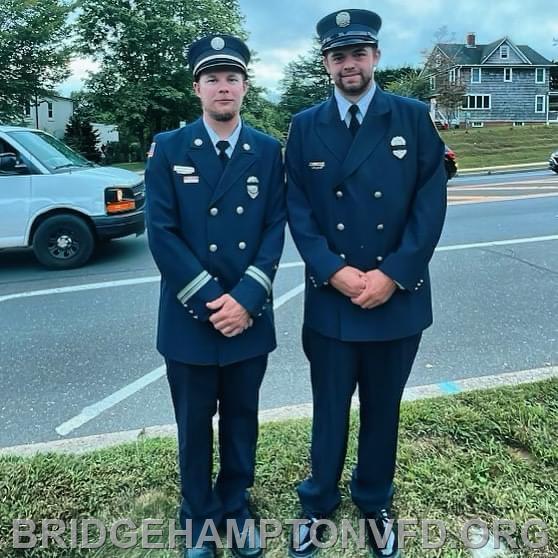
[329, 266, 396, 309]
[206, 294, 253, 337]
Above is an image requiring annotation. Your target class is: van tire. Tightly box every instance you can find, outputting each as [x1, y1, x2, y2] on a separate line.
[33, 214, 95, 269]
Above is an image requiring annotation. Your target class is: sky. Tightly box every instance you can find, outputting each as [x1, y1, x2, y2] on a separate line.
[58, 0, 558, 98]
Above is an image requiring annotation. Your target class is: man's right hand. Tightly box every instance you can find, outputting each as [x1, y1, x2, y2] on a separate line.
[329, 266, 367, 298]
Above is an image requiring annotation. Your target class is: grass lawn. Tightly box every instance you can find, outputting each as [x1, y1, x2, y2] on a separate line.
[441, 125, 558, 169]
[1, 378, 556, 557]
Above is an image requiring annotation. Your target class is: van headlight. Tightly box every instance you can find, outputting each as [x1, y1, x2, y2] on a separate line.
[105, 187, 136, 214]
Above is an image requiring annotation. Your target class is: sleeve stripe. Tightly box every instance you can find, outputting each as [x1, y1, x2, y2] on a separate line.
[246, 266, 272, 295]
[177, 271, 212, 303]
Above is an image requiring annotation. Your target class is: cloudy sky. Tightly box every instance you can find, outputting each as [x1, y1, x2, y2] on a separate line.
[59, 0, 558, 98]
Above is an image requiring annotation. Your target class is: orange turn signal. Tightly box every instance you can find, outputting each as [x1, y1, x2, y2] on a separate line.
[106, 200, 136, 214]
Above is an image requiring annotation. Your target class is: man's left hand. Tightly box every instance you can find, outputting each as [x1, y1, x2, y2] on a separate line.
[207, 294, 253, 337]
[351, 269, 397, 309]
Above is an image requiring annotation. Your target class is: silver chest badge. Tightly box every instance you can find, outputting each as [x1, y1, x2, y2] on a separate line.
[390, 136, 407, 160]
[247, 176, 259, 199]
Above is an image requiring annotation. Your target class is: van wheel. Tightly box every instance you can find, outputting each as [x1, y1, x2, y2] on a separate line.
[33, 215, 94, 269]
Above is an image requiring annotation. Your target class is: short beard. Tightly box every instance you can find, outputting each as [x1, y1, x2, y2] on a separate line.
[336, 73, 372, 97]
[209, 110, 236, 122]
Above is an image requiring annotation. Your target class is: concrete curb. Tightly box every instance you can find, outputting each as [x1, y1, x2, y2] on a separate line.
[455, 162, 550, 176]
[2, 366, 556, 457]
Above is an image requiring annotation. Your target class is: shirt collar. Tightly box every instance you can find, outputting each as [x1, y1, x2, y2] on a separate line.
[202, 117, 242, 155]
[334, 82, 376, 122]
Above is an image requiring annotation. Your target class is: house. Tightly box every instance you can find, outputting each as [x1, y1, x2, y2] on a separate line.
[23, 95, 74, 138]
[423, 33, 558, 127]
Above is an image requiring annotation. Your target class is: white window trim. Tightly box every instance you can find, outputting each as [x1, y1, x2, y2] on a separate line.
[535, 68, 546, 84]
[429, 76, 436, 89]
[471, 67, 482, 83]
[47, 102, 54, 121]
[500, 46, 509, 59]
[449, 68, 456, 83]
[463, 94, 491, 110]
[535, 95, 546, 113]
[504, 68, 513, 82]
[471, 121, 484, 127]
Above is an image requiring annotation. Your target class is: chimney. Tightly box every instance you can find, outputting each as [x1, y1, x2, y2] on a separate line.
[466, 32, 476, 48]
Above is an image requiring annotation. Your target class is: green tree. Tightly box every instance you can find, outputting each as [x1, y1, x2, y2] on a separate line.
[75, 0, 246, 153]
[384, 68, 430, 100]
[64, 112, 100, 163]
[0, 0, 72, 122]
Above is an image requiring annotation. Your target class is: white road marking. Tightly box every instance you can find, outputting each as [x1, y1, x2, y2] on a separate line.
[54, 281, 307, 437]
[4, 365, 555, 455]
[3, 234, 558, 305]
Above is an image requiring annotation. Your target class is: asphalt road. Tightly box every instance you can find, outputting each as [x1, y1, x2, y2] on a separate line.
[1, 171, 557, 448]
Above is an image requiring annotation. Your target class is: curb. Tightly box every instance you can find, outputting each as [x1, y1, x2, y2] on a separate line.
[1, 366, 556, 457]
[456, 162, 550, 177]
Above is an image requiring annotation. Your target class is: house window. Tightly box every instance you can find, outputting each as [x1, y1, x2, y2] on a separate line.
[24, 102, 31, 119]
[471, 121, 484, 127]
[535, 95, 546, 113]
[535, 68, 545, 84]
[47, 102, 54, 120]
[504, 68, 513, 82]
[500, 46, 509, 59]
[471, 68, 481, 83]
[513, 121, 525, 127]
[462, 95, 491, 110]
[429, 76, 436, 90]
[449, 68, 456, 83]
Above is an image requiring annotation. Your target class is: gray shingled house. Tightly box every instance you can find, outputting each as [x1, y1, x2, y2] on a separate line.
[423, 33, 558, 127]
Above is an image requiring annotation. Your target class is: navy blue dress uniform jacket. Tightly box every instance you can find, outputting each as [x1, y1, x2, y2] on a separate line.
[286, 88, 447, 342]
[145, 119, 286, 366]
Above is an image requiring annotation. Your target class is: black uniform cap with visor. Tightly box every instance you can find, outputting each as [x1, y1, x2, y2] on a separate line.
[188, 34, 250, 80]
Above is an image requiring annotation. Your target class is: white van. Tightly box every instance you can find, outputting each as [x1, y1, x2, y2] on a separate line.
[0, 125, 145, 269]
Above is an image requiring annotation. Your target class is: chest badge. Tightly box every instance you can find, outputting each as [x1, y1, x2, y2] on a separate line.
[174, 165, 195, 175]
[246, 176, 259, 199]
[390, 136, 407, 159]
[308, 161, 326, 170]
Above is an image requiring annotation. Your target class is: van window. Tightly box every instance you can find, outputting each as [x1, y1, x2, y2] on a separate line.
[0, 139, 31, 176]
[5, 130, 92, 173]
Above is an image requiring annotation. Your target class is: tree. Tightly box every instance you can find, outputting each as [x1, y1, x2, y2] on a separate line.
[64, 112, 101, 163]
[384, 69, 430, 100]
[75, 0, 246, 152]
[421, 27, 467, 124]
[278, 42, 331, 128]
[0, 0, 72, 123]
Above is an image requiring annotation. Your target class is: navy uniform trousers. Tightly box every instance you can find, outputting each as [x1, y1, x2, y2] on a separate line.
[297, 328, 421, 515]
[166, 356, 267, 541]
[285, 88, 447, 516]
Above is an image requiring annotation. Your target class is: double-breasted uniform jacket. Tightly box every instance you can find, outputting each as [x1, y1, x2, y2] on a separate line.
[145, 119, 286, 366]
[286, 87, 447, 342]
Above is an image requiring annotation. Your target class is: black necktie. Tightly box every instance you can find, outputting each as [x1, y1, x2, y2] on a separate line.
[216, 140, 230, 169]
[348, 104, 360, 137]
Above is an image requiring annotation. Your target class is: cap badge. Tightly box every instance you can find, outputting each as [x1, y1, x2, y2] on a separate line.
[211, 37, 225, 51]
[336, 11, 351, 27]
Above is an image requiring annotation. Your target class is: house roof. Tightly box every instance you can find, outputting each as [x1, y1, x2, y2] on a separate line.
[436, 38, 555, 66]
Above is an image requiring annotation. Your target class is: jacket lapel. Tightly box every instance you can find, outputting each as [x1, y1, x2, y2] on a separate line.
[316, 96, 352, 164]
[185, 118, 221, 189]
[209, 124, 256, 206]
[340, 87, 392, 181]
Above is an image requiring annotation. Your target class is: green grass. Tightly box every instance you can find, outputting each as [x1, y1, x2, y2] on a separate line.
[2, 379, 556, 557]
[111, 162, 145, 172]
[441, 125, 558, 169]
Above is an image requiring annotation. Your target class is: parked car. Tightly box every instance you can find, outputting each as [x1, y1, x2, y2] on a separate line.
[0, 126, 145, 269]
[549, 149, 558, 174]
[444, 145, 458, 180]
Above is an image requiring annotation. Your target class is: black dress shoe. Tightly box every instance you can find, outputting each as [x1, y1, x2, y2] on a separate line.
[184, 541, 216, 558]
[365, 509, 400, 558]
[230, 522, 263, 558]
[288, 516, 327, 558]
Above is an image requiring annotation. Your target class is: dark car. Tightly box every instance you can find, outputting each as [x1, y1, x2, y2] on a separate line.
[444, 145, 458, 180]
[549, 149, 558, 174]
